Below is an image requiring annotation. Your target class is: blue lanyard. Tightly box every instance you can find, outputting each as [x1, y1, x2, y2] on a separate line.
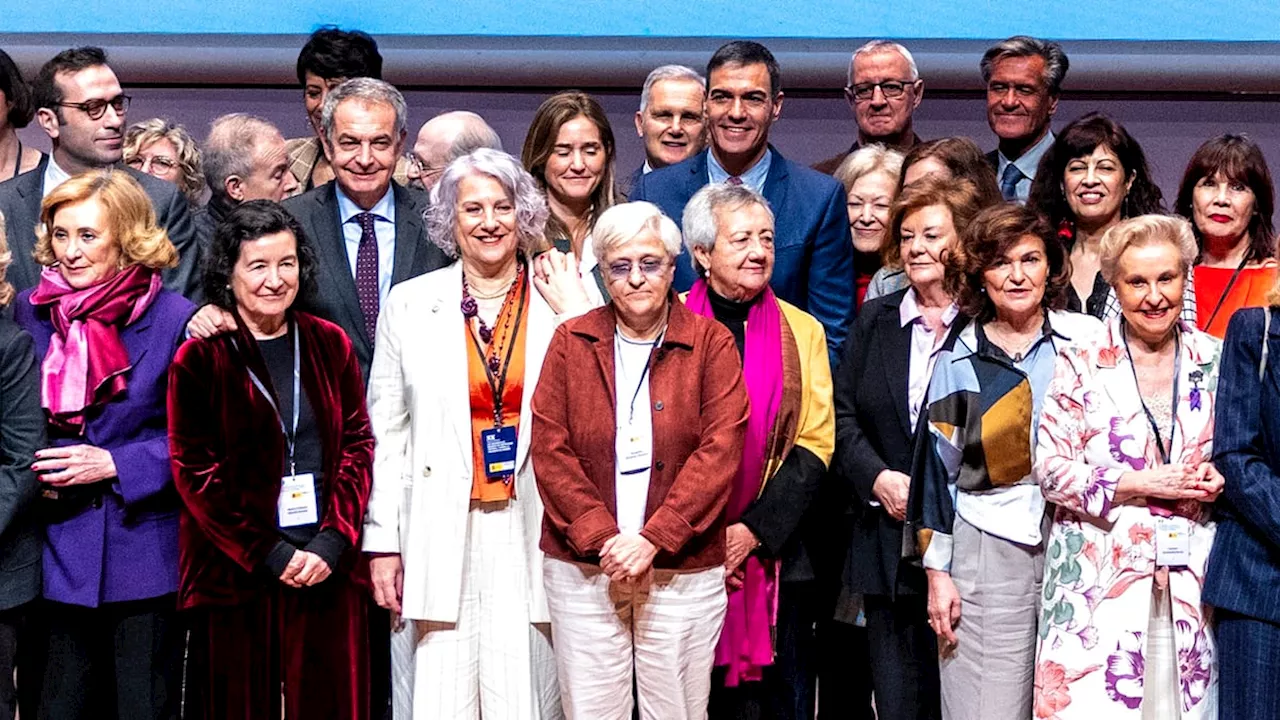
[235, 326, 301, 477]
[615, 327, 665, 423]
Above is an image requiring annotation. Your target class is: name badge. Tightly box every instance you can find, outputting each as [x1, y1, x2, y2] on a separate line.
[617, 422, 652, 476]
[1155, 516, 1191, 567]
[481, 426, 517, 482]
[278, 473, 319, 528]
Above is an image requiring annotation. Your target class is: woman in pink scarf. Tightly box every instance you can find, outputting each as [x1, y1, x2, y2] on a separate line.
[680, 183, 835, 720]
[13, 170, 194, 719]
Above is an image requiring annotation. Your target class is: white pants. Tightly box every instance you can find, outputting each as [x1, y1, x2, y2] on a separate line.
[543, 558, 727, 720]
[394, 501, 561, 720]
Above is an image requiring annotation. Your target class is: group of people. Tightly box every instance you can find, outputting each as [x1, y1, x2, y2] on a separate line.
[0, 22, 1276, 720]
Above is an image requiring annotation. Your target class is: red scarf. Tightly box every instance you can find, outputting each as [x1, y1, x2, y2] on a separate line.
[29, 264, 161, 432]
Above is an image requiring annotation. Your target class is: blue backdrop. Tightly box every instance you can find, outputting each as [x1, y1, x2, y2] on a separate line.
[10, 1, 1280, 41]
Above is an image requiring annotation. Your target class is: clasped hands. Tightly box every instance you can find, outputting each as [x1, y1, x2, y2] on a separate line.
[32, 444, 117, 487]
[600, 533, 658, 584]
[279, 549, 332, 588]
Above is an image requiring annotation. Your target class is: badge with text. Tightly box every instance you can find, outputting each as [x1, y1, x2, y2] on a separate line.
[617, 422, 653, 475]
[278, 473, 319, 528]
[482, 426, 517, 482]
[1155, 516, 1191, 567]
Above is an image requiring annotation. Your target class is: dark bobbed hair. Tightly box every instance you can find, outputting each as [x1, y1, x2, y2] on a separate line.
[203, 200, 316, 311]
[0, 48, 34, 128]
[32, 46, 108, 113]
[884, 175, 990, 269]
[949, 203, 1070, 320]
[1174, 133, 1276, 263]
[295, 27, 382, 84]
[900, 136, 1003, 205]
[707, 41, 781, 97]
[1027, 112, 1165, 244]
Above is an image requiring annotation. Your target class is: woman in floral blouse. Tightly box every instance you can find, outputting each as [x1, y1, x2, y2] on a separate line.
[1033, 214, 1222, 719]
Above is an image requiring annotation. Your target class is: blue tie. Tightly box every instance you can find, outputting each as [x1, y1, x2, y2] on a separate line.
[1000, 163, 1024, 203]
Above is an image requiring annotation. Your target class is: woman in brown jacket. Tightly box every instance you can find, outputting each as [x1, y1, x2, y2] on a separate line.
[532, 200, 749, 720]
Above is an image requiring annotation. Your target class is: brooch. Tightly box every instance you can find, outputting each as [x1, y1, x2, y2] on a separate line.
[1189, 369, 1204, 411]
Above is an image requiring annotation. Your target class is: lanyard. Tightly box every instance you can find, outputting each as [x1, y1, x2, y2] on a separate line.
[468, 277, 528, 427]
[1123, 323, 1180, 465]
[1204, 255, 1252, 331]
[234, 326, 301, 476]
[615, 326, 665, 424]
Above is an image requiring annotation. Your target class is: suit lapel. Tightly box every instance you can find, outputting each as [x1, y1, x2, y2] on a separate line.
[390, 185, 422, 285]
[761, 148, 791, 230]
[313, 186, 369, 346]
[9, 157, 49, 291]
[516, 264, 555, 474]
[875, 299, 914, 438]
[424, 264, 474, 473]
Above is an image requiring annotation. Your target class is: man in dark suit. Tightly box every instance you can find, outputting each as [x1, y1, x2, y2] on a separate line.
[0, 47, 199, 298]
[630, 41, 855, 358]
[187, 77, 446, 720]
[813, 40, 924, 176]
[981, 36, 1070, 203]
[194, 113, 299, 256]
[621, 64, 706, 199]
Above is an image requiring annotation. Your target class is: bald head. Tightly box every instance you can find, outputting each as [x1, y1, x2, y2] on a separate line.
[410, 110, 503, 190]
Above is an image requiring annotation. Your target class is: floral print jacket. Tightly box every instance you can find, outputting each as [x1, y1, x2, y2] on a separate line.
[1032, 317, 1220, 719]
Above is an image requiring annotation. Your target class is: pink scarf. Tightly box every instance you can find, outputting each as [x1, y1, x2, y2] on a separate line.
[29, 264, 161, 433]
[685, 279, 784, 687]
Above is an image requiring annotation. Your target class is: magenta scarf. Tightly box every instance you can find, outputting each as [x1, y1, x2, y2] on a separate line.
[685, 278, 784, 687]
[29, 264, 161, 432]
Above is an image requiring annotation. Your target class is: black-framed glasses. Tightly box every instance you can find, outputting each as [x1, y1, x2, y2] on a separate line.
[847, 81, 915, 101]
[56, 94, 131, 121]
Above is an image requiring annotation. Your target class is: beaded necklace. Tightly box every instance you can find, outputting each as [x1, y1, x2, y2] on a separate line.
[462, 256, 526, 375]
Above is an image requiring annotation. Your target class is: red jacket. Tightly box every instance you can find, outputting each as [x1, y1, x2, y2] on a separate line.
[167, 311, 374, 608]
[532, 299, 749, 571]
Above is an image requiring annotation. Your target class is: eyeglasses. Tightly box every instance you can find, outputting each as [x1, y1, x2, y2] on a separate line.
[55, 94, 131, 121]
[606, 258, 670, 280]
[847, 81, 915, 101]
[125, 155, 177, 172]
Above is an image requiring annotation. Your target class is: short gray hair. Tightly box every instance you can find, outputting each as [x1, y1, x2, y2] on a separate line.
[639, 65, 706, 113]
[320, 77, 408, 145]
[203, 113, 281, 200]
[980, 36, 1070, 95]
[834, 143, 905, 194]
[426, 148, 548, 259]
[1099, 214, 1198, 285]
[594, 202, 683, 262]
[848, 40, 919, 85]
[681, 183, 774, 275]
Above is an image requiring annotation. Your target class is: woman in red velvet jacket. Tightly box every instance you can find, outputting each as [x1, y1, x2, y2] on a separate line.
[167, 201, 374, 720]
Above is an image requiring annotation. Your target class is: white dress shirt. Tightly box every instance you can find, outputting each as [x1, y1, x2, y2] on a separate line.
[900, 288, 960, 427]
[41, 156, 72, 199]
[336, 184, 396, 305]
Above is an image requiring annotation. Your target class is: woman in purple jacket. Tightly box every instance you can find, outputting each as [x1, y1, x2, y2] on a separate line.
[14, 170, 194, 719]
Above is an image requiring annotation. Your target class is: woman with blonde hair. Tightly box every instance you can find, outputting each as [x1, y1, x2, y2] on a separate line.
[0, 209, 46, 720]
[13, 170, 195, 718]
[833, 144, 905, 309]
[123, 118, 206, 206]
[522, 91, 618, 296]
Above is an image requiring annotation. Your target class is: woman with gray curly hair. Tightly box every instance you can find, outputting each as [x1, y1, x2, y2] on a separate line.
[363, 147, 597, 719]
[123, 117, 206, 206]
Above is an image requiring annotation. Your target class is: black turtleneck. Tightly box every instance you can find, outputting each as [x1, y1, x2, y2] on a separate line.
[707, 286, 751, 357]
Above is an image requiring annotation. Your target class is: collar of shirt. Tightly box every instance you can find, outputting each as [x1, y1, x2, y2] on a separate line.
[42, 156, 72, 198]
[997, 130, 1055, 187]
[642, 160, 653, 175]
[972, 309, 1069, 365]
[335, 184, 396, 226]
[899, 286, 960, 329]
[707, 147, 772, 193]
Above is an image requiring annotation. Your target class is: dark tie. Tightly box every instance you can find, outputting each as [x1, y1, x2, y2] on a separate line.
[1000, 163, 1024, 202]
[726, 176, 744, 186]
[354, 212, 380, 341]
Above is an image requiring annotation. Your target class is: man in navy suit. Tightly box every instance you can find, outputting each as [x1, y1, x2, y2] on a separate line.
[621, 64, 707, 198]
[629, 41, 855, 357]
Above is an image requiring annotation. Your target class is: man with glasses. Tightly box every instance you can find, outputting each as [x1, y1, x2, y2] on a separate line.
[981, 36, 1070, 203]
[814, 40, 924, 175]
[0, 46, 200, 297]
[405, 110, 503, 192]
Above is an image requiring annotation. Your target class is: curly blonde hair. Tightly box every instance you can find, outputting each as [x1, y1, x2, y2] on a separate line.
[0, 211, 15, 307]
[123, 118, 206, 205]
[34, 170, 178, 271]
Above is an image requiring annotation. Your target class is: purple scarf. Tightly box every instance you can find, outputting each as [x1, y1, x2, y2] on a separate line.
[685, 279, 784, 686]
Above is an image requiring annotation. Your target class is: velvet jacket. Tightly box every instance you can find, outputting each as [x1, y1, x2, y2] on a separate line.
[167, 311, 374, 609]
[14, 287, 195, 607]
[532, 298, 750, 571]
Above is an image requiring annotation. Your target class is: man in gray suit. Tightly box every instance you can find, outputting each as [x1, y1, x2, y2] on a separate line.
[0, 47, 199, 297]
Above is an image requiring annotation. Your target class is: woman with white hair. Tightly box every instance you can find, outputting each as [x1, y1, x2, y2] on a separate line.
[533, 201, 749, 719]
[363, 147, 597, 719]
[834, 144, 905, 310]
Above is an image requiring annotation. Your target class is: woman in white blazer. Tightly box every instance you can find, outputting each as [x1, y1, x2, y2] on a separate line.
[363, 148, 600, 719]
